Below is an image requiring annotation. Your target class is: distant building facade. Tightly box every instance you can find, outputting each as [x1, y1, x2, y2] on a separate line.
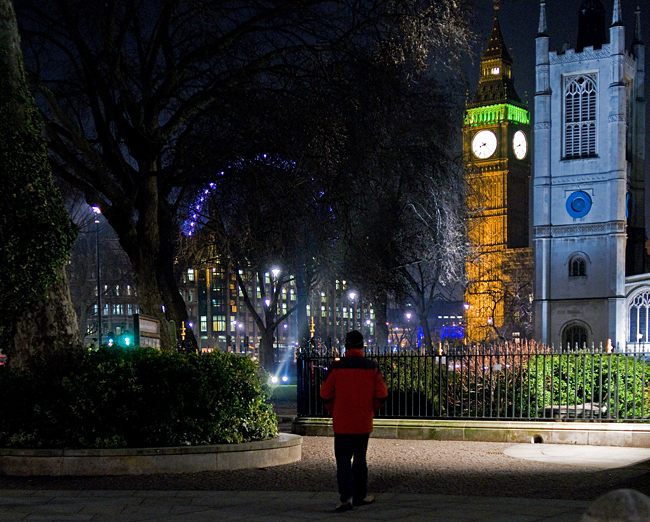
[181, 265, 376, 353]
[533, 0, 648, 349]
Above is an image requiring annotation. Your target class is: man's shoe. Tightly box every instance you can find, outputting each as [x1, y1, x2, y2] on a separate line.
[354, 496, 375, 506]
[335, 499, 353, 512]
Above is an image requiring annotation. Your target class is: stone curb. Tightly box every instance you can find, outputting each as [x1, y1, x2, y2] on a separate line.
[0, 433, 302, 476]
[293, 417, 650, 447]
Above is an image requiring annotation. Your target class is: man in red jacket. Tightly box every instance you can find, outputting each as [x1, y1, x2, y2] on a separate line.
[320, 330, 388, 512]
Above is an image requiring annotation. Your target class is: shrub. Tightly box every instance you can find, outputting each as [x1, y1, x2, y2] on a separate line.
[522, 353, 650, 419]
[0, 347, 277, 448]
[375, 354, 442, 417]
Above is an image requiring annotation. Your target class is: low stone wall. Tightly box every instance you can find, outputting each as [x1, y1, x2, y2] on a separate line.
[294, 417, 650, 447]
[0, 433, 302, 476]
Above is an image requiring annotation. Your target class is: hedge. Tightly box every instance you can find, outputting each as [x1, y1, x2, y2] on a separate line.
[0, 347, 277, 448]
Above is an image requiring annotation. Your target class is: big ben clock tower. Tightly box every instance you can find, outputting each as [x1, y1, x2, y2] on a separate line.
[463, 0, 533, 342]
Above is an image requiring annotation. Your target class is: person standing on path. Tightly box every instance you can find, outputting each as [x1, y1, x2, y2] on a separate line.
[320, 330, 388, 512]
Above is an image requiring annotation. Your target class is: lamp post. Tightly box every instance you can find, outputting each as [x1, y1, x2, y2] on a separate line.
[348, 291, 357, 330]
[405, 312, 412, 350]
[92, 206, 102, 346]
[365, 318, 372, 343]
[463, 303, 470, 345]
[270, 267, 281, 361]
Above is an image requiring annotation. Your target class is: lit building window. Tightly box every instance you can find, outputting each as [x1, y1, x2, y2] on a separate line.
[491, 67, 500, 75]
[188, 268, 195, 282]
[564, 74, 597, 159]
[200, 316, 207, 332]
[213, 316, 226, 332]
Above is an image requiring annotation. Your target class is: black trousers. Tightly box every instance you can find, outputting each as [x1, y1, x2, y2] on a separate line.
[334, 433, 370, 503]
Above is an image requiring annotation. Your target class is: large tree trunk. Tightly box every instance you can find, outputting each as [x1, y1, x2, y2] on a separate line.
[158, 202, 194, 348]
[258, 329, 275, 372]
[11, 267, 82, 370]
[131, 241, 178, 351]
[295, 270, 310, 345]
[1, 0, 80, 368]
[374, 292, 389, 352]
[110, 176, 194, 351]
[418, 312, 434, 355]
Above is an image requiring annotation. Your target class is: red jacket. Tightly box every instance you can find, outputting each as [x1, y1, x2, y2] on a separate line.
[319, 349, 388, 434]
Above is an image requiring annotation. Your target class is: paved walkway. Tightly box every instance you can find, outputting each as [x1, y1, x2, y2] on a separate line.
[0, 489, 591, 521]
[3, 443, 650, 521]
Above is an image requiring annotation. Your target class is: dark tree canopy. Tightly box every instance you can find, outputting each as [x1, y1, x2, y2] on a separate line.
[15, 0, 474, 350]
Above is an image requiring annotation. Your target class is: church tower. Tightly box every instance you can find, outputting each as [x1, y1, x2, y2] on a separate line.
[463, 1, 533, 342]
[533, 0, 646, 349]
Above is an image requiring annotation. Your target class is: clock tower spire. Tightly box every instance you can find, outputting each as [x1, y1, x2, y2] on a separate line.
[463, 1, 532, 342]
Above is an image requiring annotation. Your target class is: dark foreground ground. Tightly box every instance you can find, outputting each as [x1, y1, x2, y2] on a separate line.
[2, 436, 650, 501]
[2, 399, 650, 501]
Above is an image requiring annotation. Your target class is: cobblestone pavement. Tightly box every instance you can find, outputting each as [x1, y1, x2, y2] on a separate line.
[0, 490, 593, 522]
[2, 437, 650, 502]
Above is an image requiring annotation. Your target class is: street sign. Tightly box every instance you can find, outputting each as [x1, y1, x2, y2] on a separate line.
[134, 314, 161, 349]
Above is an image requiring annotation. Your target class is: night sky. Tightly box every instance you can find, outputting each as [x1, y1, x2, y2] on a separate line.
[469, 0, 648, 106]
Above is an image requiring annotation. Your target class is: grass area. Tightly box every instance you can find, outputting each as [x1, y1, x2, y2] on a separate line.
[270, 385, 296, 402]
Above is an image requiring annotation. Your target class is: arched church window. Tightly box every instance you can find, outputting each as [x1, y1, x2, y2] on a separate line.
[563, 324, 587, 351]
[629, 291, 650, 344]
[564, 74, 597, 159]
[569, 257, 587, 277]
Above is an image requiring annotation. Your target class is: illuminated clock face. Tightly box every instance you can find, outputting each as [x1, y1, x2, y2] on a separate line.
[472, 130, 497, 159]
[513, 130, 527, 160]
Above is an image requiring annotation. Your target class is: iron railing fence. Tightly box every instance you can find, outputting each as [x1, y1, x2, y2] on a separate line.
[297, 340, 650, 422]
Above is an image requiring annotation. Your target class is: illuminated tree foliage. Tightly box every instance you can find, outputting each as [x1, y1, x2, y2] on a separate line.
[0, 0, 79, 366]
[15, 0, 473, 350]
[327, 59, 470, 353]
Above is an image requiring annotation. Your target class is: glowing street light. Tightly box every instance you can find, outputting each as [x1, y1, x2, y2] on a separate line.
[92, 206, 102, 346]
[347, 291, 358, 329]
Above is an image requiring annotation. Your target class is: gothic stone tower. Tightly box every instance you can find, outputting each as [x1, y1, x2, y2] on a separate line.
[464, 1, 533, 342]
[533, 0, 646, 349]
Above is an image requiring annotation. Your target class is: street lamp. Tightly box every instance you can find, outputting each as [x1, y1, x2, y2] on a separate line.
[348, 291, 357, 329]
[92, 206, 102, 346]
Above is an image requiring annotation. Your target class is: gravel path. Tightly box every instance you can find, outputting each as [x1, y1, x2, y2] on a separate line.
[2, 437, 650, 501]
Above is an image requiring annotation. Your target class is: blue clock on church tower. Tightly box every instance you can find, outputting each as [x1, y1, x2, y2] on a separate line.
[566, 191, 592, 218]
